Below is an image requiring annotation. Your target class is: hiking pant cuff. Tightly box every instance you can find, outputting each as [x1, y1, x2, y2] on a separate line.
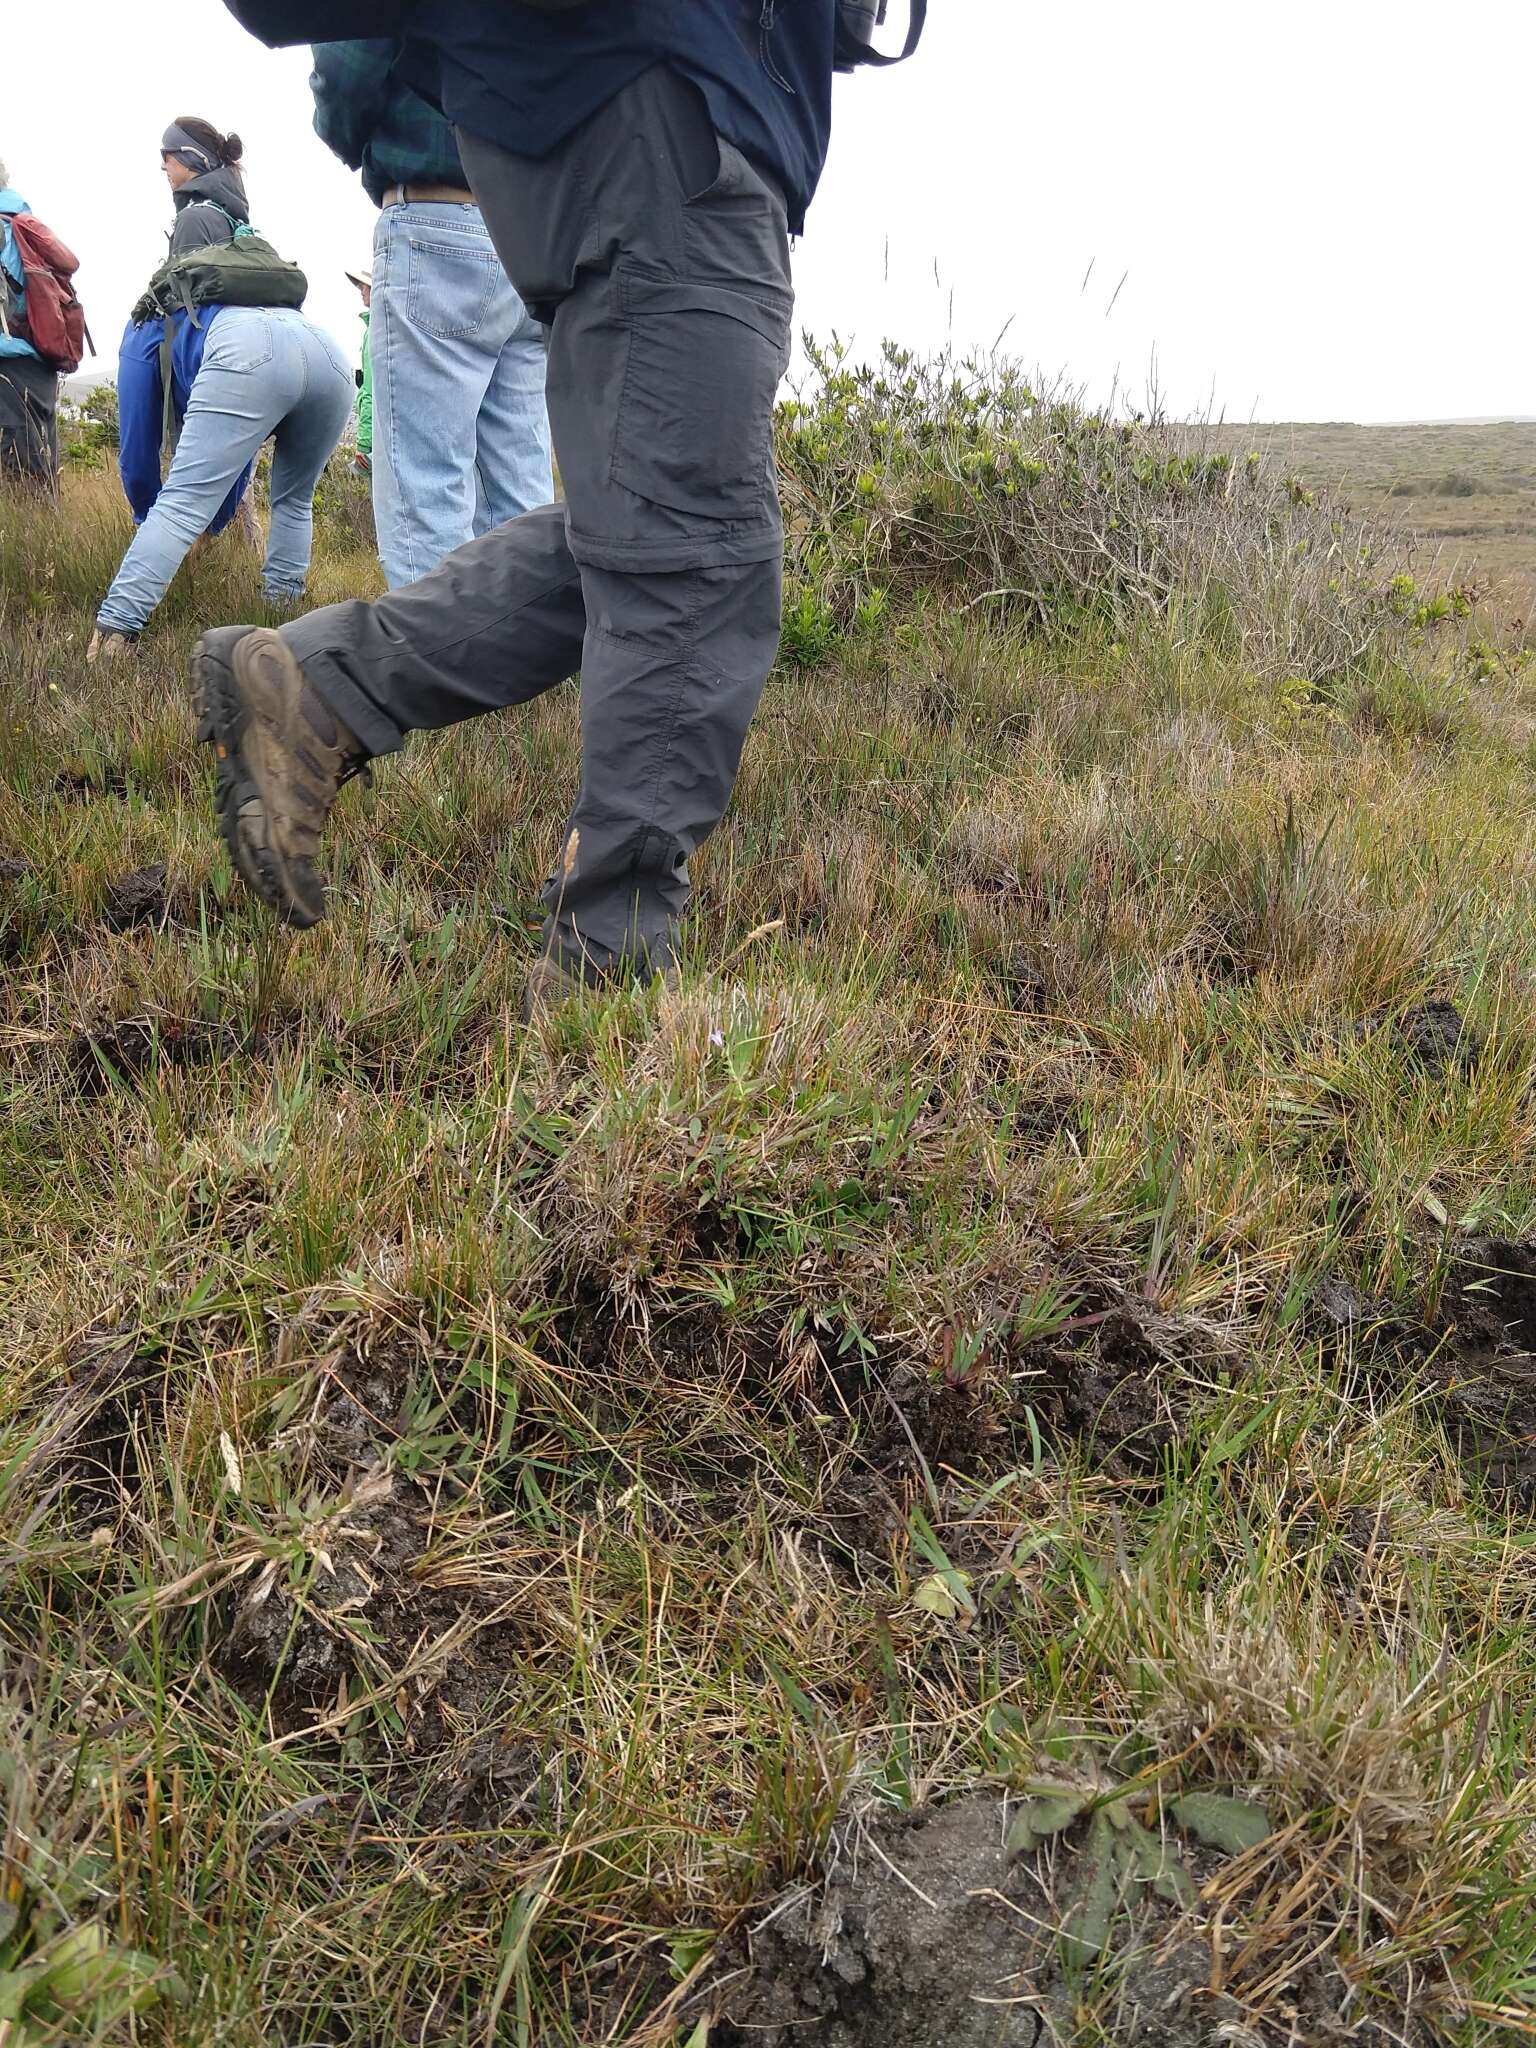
[279, 634, 404, 761]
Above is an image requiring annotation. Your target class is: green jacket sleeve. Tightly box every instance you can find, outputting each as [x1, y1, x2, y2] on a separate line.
[356, 310, 372, 457]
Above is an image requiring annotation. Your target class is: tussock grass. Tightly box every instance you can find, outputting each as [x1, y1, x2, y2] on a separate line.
[3, 370, 1536, 2043]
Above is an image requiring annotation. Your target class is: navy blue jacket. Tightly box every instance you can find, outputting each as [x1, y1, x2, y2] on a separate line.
[118, 308, 252, 530]
[406, 0, 836, 234]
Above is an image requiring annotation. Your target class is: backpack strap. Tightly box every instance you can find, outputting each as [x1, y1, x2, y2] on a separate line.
[852, 0, 926, 63]
[159, 318, 182, 459]
[0, 214, 26, 346]
[206, 200, 257, 241]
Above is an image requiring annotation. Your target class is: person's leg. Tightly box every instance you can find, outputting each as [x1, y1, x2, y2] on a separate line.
[0, 357, 58, 489]
[199, 67, 790, 973]
[548, 555, 783, 971]
[98, 312, 293, 636]
[281, 502, 585, 754]
[472, 291, 552, 538]
[263, 319, 356, 600]
[30, 359, 58, 490]
[368, 201, 513, 587]
[193, 504, 587, 927]
[459, 71, 792, 977]
[0, 362, 30, 480]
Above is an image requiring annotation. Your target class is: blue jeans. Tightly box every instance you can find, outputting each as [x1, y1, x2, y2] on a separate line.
[370, 200, 553, 588]
[97, 307, 353, 635]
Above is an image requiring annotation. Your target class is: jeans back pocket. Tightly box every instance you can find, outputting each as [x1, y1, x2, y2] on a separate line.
[204, 308, 274, 375]
[405, 237, 502, 342]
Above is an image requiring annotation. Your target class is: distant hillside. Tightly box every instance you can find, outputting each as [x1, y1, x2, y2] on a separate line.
[62, 368, 115, 401]
[1203, 418, 1536, 604]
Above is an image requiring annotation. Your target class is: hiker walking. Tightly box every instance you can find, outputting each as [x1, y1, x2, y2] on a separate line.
[0, 161, 90, 490]
[204, 0, 924, 1004]
[88, 236, 352, 661]
[311, 41, 553, 586]
[155, 117, 265, 555]
[346, 264, 372, 475]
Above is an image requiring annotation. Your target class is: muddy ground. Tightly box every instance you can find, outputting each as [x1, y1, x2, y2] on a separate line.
[1316, 1234, 1536, 1507]
[24, 1187, 1532, 2044]
[699, 1792, 1431, 2047]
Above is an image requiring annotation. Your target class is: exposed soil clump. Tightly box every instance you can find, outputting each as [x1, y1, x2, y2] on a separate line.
[216, 1460, 526, 1739]
[52, 766, 130, 801]
[553, 1289, 1233, 1566]
[1357, 997, 1479, 1076]
[41, 1327, 169, 1531]
[64, 1015, 242, 1095]
[1431, 1236, 1536, 1503]
[864, 1359, 1000, 1477]
[1018, 1294, 1232, 1478]
[995, 952, 1049, 1015]
[707, 1796, 1047, 2048]
[822, 1357, 1006, 1555]
[316, 1334, 420, 1466]
[1313, 1240, 1536, 1506]
[218, 1341, 528, 1745]
[704, 1793, 1433, 2048]
[412, 1731, 572, 1836]
[217, 1467, 423, 1712]
[102, 864, 167, 930]
[0, 857, 37, 962]
[1008, 1089, 1079, 1147]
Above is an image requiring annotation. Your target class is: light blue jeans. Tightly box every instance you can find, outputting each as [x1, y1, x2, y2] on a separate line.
[97, 307, 353, 635]
[370, 200, 553, 588]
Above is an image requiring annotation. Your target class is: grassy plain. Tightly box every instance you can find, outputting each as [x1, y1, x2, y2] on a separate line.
[1208, 419, 1536, 622]
[3, 370, 1536, 2045]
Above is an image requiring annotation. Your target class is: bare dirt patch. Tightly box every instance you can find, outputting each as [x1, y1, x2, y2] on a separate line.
[1354, 998, 1480, 1077]
[703, 1793, 1433, 2048]
[52, 766, 130, 801]
[32, 1327, 170, 1532]
[102, 864, 168, 931]
[1018, 1293, 1233, 1479]
[1431, 1236, 1536, 1503]
[63, 1015, 242, 1095]
[216, 1342, 529, 1752]
[1315, 1237, 1536, 1507]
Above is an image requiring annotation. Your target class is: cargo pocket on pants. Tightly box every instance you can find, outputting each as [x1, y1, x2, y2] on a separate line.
[612, 267, 791, 525]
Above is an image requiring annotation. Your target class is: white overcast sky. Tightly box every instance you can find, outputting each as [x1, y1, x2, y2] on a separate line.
[6, 0, 1530, 423]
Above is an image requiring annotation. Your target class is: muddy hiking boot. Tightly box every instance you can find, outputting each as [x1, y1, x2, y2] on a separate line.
[192, 626, 366, 929]
[86, 628, 140, 665]
[522, 952, 680, 1021]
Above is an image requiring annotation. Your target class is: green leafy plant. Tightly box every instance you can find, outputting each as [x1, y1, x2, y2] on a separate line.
[60, 382, 120, 469]
[1008, 1771, 1271, 1968]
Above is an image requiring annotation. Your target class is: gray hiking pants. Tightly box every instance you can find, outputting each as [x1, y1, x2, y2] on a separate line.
[0, 354, 59, 488]
[283, 66, 793, 978]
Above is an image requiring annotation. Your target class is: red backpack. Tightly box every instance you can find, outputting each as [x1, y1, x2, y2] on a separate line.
[1, 213, 91, 375]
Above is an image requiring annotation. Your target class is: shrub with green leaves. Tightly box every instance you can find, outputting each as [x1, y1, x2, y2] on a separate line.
[778, 339, 1465, 686]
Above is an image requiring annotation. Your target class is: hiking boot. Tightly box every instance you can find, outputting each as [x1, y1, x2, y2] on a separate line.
[86, 628, 139, 665]
[522, 953, 588, 1021]
[192, 625, 364, 929]
[522, 952, 679, 1022]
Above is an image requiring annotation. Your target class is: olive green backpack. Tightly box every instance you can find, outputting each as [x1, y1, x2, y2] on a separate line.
[130, 212, 309, 454]
[130, 221, 308, 330]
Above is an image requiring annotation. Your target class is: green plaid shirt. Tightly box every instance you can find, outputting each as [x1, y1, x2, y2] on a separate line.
[311, 40, 466, 207]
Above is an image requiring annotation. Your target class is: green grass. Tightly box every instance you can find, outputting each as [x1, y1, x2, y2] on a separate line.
[4, 378, 1536, 2044]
